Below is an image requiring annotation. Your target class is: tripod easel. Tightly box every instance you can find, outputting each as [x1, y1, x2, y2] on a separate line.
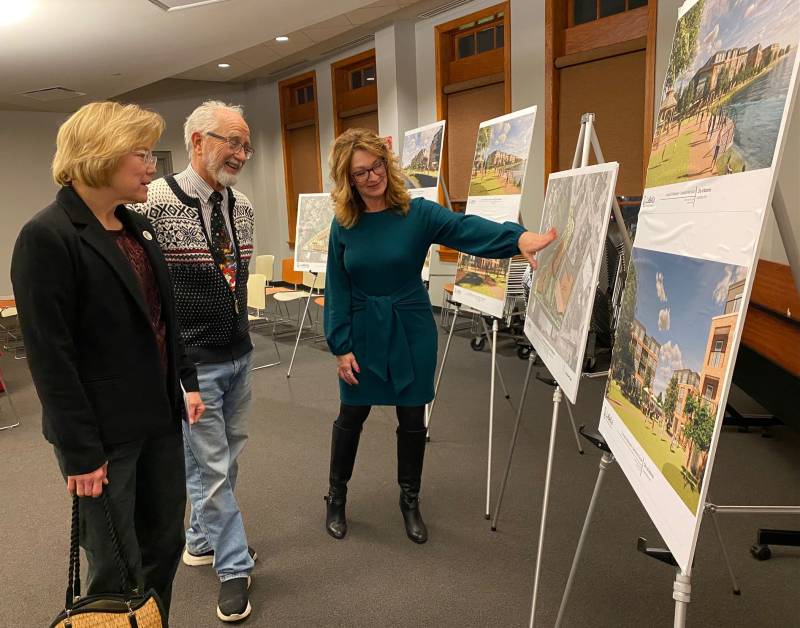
[513, 112, 631, 627]
[554, 179, 799, 628]
[424, 177, 515, 440]
[286, 271, 320, 378]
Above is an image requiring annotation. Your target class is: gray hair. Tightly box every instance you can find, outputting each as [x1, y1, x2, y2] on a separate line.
[183, 100, 245, 154]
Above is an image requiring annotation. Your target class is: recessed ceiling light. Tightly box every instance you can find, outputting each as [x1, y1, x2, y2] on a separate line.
[275, 36, 289, 42]
[218, 63, 231, 68]
[0, 0, 35, 26]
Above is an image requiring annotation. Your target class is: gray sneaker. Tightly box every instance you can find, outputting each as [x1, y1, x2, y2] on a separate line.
[217, 576, 252, 622]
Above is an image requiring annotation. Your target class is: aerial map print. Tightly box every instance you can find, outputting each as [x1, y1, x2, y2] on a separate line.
[524, 163, 619, 403]
[295, 193, 334, 272]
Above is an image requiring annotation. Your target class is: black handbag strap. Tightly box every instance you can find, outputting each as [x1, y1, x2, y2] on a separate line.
[65, 493, 137, 610]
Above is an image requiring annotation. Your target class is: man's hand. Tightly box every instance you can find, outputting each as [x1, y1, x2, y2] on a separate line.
[186, 391, 205, 425]
[336, 352, 360, 386]
[67, 462, 108, 498]
[518, 227, 557, 270]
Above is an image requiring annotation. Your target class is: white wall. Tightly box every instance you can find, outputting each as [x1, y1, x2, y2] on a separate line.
[654, 0, 800, 268]
[376, 20, 419, 144]
[131, 81, 256, 211]
[414, 0, 548, 296]
[246, 41, 377, 269]
[0, 83, 261, 296]
[0, 111, 65, 295]
[246, 79, 289, 266]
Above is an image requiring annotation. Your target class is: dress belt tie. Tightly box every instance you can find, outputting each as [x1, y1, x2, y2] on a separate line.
[351, 282, 430, 395]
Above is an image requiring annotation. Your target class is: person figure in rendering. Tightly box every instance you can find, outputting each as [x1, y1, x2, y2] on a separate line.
[132, 100, 257, 623]
[11, 101, 204, 620]
[322, 128, 557, 544]
[712, 133, 722, 169]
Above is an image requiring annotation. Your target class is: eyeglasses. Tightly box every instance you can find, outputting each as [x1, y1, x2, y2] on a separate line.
[351, 159, 386, 184]
[206, 131, 255, 159]
[132, 150, 158, 167]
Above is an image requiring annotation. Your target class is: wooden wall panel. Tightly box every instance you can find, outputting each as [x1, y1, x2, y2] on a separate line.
[448, 49, 505, 84]
[279, 71, 322, 246]
[286, 124, 322, 242]
[340, 111, 379, 135]
[564, 6, 648, 55]
[749, 260, 800, 322]
[446, 82, 505, 201]
[741, 260, 800, 376]
[558, 50, 646, 195]
[337, 85, 378, 113]
[741, 309, 800, 377]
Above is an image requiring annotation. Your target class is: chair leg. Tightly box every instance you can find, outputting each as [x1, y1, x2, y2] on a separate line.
[251, 310, 281, 371]
[0, 369, 20, 431]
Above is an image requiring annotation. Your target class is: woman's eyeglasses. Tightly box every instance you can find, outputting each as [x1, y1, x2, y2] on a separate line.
[132, 150, 158, 167]
[351, 159, 386, 184]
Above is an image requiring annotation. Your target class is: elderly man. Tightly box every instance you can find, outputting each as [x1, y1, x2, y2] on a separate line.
[132, 100, 257, 622]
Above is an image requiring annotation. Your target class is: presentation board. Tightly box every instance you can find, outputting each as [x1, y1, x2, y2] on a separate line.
[452, 106, 537, 317]
[294, 193, 335, 273]
[400, 121, 446, 282]
[599, 0, 800, 571]
[401, 120, 445, 200]
[524, 162, 619, 404]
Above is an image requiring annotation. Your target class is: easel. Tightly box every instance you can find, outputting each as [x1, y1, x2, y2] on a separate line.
[425, 304, 514, 438]
[422, 177, 517, 519]
[424, 177, 515, 439]
[508, 112, 632, 627]
[286, 271, 320, 378]
[480, 312, 526, 519]
[553, 179, 799, 628]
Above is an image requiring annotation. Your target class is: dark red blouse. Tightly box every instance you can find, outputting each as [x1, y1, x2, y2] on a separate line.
[112, 228, 168, 374]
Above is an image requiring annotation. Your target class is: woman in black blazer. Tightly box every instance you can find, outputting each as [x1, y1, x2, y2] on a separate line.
[11, 101, 205, 617]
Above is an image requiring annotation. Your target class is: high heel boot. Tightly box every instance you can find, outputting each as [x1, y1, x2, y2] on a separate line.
[324, 423, 361, 539]
[397, 428, 428, 544]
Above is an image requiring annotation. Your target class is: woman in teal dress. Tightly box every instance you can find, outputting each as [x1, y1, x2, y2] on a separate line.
[323, 128, 556, 543]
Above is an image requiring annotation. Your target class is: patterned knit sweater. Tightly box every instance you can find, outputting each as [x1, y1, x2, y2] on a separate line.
[131, 176, 254, 364]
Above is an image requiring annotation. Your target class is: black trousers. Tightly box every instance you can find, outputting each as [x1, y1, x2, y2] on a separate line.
[54, 425, 186, 617]
[335, 403, 426, 431]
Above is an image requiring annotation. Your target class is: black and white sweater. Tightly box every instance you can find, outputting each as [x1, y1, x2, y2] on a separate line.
[131, 176, 254, 364]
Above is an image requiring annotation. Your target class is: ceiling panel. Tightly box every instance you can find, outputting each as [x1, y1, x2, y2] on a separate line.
[228, 44, 283, 68]
[0, 0, 377, 111]
[345, 5, 399, 25]
[301, 14, 354, 43]
[264, 30, 316, 57]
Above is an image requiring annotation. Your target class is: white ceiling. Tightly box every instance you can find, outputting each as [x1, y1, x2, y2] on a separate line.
[1, 0, 461, 112]
[0, 0, 396, 111]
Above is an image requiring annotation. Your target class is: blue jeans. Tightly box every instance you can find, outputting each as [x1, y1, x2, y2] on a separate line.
[183, 349, 254, 582]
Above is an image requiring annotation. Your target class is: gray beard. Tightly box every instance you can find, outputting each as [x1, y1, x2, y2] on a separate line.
[204, 154, 239, 188]
[215, 167, 238, 188]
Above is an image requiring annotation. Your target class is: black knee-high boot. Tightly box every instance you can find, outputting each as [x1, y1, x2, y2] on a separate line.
[397, 428, 428, 544]
[325, 423, 361, 539]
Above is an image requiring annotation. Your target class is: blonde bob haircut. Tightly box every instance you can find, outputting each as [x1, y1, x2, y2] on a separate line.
[329, 128, 410, 229]
[52, 101, 165, 187]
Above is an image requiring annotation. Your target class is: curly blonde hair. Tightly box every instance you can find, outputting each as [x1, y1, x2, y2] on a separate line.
[329, 128, 410, 228]
[52, 101, 165, 188]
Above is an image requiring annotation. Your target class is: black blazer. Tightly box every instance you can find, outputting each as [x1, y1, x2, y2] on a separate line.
[11, 186, 199, 476]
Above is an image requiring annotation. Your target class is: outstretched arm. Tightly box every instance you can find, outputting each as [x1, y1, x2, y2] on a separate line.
[425, 200, 556, 263]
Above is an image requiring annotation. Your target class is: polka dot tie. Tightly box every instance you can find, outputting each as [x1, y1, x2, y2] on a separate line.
[209, 191, 237, 291]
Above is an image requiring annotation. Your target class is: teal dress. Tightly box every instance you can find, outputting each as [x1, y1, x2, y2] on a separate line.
[324, 197, 525, 406]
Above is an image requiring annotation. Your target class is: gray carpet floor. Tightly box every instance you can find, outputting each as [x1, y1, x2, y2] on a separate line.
[1, 316, 799, 627]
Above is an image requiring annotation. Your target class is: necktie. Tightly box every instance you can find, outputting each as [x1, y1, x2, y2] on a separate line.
[209, 191, 237, 291]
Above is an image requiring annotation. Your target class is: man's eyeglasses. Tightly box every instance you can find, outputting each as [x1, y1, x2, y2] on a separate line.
[132, 150, 158, 167]
[351, 159, 386, 184]
[206, 132, 255, 159]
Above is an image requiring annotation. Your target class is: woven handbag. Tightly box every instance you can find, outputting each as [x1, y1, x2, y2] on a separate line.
[50, 494, 167, 628]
